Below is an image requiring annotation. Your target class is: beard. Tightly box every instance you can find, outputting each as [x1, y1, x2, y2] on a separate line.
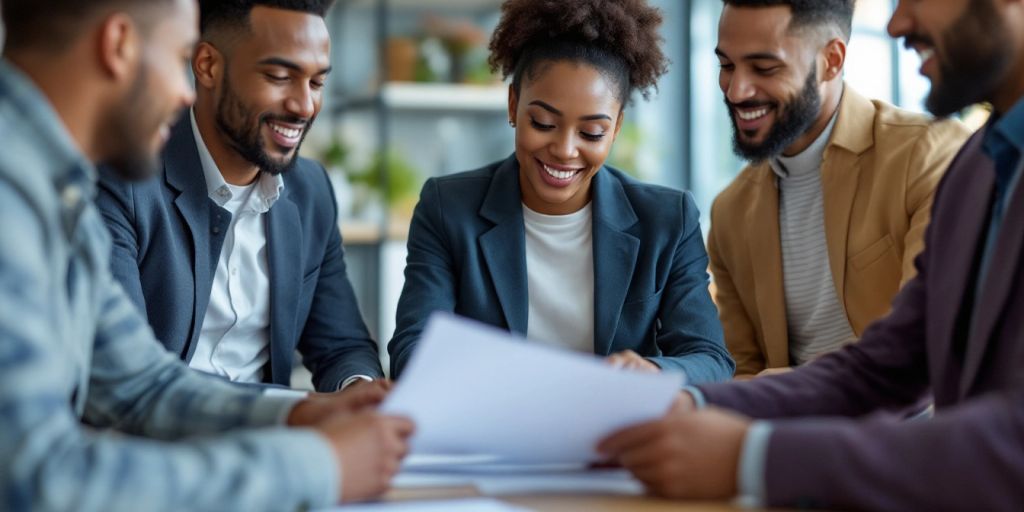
[918, 0, 1011, 117]
[728, 67, 822, 163]
[214, 71, 313, 176]
[103, 63, 168, 181]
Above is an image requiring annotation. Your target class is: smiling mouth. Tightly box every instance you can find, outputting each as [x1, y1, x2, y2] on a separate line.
[270, 123, 302, 139]
[538, 159, 584, 180]
[267, 120, 306, 148]
[736, 106, 771, 122]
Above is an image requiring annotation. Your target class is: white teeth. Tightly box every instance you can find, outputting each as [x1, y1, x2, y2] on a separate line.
[270, 123, 302, 139]
[738, 108, 769, 121]
[918, 48, 935, 62]
[543, 163, 580, 180]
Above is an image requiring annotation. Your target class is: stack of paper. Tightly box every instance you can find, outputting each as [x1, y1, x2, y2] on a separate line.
[381, 313, 684, 464]
[315, 498, 531, 512]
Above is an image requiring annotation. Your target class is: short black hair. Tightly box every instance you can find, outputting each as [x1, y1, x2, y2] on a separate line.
[721, 0, 855, 42]
[2, 0, 173, 52]
[199, 0, 334, 37]
[488, 0, 669, 105]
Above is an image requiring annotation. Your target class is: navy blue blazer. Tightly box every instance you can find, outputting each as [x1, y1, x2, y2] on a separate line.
[389, 156, 734, 383]
[96, 119, 383, 391]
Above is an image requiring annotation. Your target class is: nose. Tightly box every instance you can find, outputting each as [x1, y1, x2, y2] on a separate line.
[550, 129, 580, 161]
[285, 83, 317, 120]
[887, 0, 912, 39]
[723, 70, 756, 106]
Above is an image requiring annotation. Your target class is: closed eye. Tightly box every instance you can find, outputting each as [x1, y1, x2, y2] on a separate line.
[530, 118, 555, 131]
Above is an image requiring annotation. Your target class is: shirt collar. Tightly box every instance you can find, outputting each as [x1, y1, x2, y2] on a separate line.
[189, 109, 283, 212]
[769, 109, 840, 180]
[984, 99, 1024, 159]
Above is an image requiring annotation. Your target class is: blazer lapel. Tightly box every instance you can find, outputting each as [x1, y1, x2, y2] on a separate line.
[821, 87, 874, 314]
[745, 165, 789, 366]
[591, 171, 640, 356]
[478, 157, 529, 335]
[163, 119, 223, 360]
[906, 132, 990, 395]
[962, 154, 1023, 395]
[266, 192, 302, 384]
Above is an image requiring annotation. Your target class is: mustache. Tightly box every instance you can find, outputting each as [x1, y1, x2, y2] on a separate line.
[903, 34, 935, 51]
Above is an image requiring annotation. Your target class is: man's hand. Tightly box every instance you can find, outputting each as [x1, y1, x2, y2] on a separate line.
[606, 350, 661, 372]
[669, 391, 697, 414]
[317, 412, 415, 503]
[598, 407, 750, 500]
[287, 380, 391, 427]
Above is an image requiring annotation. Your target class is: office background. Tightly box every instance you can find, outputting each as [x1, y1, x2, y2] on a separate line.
[290, 0, 948, 383]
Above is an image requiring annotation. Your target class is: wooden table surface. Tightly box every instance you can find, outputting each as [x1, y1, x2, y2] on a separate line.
[386, 485, 752, 511]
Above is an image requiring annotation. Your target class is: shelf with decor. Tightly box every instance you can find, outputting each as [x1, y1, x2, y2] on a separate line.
[323, 0, 508, 344]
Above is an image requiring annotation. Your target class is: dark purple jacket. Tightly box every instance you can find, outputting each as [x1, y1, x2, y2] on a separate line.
[699, 128, 1024, 511]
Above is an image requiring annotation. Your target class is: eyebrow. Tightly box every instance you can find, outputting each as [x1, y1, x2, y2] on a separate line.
[714, 48, 783, 62]
[528, 100, 613, 122]
[257, 57, 333, 76]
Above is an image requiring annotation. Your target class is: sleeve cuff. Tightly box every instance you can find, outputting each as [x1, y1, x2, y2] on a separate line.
[735, 421, 773, 509]
[683, 386, 707, 409]
[271, 428, 342, 507]
[340, 375, 374, 391]
[251, 391, 309, 426]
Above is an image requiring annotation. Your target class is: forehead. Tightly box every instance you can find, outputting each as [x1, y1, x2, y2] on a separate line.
[240, 6, 331, 64]
[717, 4, 800, 57]
[522, 61, 621, 112]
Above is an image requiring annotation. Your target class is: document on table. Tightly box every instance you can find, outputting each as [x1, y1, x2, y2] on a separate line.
[393, 468, 645, 496]
[381, 313, 685, 464]
[313, 498, 531, 512]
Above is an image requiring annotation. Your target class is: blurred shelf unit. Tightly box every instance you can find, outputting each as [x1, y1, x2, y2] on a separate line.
[329, 0, 505, 338]
[340, 219, 411, 245]
[345, 0, 503, 13]
[333, 82, 507, 113]
[383, 82, 507, 111]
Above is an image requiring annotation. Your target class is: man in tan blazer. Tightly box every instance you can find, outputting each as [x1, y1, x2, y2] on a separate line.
[709, 0, 971, 378]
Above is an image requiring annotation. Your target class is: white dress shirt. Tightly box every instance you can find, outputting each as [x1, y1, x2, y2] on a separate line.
[523, 203, 595, 353]
[188, 112, 283, 384]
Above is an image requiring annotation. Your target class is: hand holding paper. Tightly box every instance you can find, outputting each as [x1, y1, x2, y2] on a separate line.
[381, 313, 685, 464]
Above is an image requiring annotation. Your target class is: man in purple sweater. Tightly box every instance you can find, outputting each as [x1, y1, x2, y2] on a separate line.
[600, 0, 1024, 509]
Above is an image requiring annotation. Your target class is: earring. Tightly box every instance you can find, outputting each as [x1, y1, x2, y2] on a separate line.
[508, 119, 516, 127]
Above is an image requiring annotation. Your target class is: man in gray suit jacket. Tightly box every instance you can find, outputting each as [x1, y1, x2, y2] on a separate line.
[600, 1, 1024, 509]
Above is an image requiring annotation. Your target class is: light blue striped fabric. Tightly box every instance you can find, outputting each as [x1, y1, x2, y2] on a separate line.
[0, 59, 339, 512]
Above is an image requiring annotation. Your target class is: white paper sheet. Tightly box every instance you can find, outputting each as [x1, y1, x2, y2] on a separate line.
[313, 498, 531, 512]
[381, 313, 685, 464]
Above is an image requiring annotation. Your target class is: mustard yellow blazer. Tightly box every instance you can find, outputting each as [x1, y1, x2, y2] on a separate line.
[708, 86, 972, 377]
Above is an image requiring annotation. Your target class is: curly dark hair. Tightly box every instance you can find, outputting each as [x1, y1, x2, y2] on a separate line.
[200, 0, 334, 36]
[488, 0, 669, 105]
[721, 0, 855, 41]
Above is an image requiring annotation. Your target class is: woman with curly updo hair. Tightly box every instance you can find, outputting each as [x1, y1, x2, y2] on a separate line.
[389, 0, 734, 384]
